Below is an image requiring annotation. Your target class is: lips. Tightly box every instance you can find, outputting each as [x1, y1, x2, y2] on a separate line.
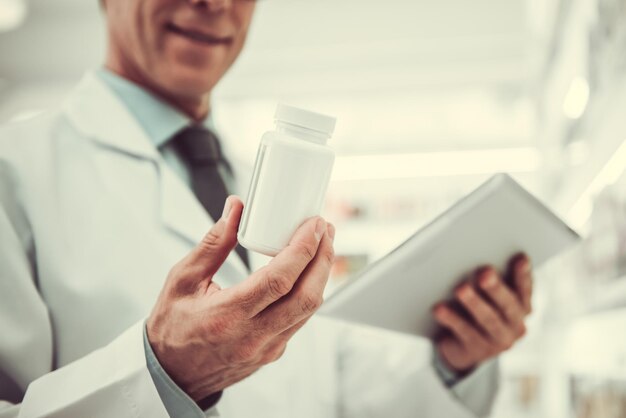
[166, 23, 233, 45]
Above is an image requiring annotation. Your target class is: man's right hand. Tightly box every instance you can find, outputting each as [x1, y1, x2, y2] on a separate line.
[146, 196, 335, 402]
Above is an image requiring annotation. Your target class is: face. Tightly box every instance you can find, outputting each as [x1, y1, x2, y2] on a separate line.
[104, 0, 255, 105]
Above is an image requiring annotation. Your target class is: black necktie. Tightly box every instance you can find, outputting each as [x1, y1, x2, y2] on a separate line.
[170, 125, 249, 269]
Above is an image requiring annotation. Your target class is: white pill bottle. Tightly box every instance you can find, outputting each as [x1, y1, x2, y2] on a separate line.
[238, 104, 336, 256]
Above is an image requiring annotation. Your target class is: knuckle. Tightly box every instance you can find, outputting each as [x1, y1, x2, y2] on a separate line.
[507, 304, 521, 319]
[199, 229, 222, 253]
[299, 292, 323, 314]
[483, 345, 498, 358]
[293, 241, 317, 260]
[481, 339, 500, 356]
[164, 264, 186, 294]
[262, 343, 287, 364]
[265, 270, 293, 299]
[273, 344, 287, 362]
[233, 339, 263, 364]
[322, 246, 335, 266]
[166, 259, 194, 284]
[495, 337, 514, 352]
[494, 325, 513, 342]
[259, 353, 273, 365]
[231, 290, 257, 319]
[167, 260, 184, 279]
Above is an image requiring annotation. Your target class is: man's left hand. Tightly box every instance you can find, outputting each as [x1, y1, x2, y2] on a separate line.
[433, 253, 533, 373]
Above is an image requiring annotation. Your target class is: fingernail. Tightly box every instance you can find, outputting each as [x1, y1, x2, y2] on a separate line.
[481, 272, 498, 288]
[327, 223, 336, 241]
[523, 260, 532, 275]
[314, 218, 326, 242]
[434, 305, 448, 319]
[458, 285, 472, 299]
[221, 196, 233, 219]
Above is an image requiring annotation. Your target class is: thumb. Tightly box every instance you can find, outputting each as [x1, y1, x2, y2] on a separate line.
[188, 195, 244, 278]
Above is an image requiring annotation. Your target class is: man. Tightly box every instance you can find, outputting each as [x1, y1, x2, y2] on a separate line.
[0, 0, 533, 417]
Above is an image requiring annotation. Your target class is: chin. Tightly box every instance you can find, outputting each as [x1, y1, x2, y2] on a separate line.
[158, 67, 221, 101]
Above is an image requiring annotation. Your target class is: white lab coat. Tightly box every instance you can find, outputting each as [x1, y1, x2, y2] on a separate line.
[0, 73, 499, 418]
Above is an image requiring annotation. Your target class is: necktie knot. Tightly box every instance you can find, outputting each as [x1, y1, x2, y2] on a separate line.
[171, 125, 224, 165]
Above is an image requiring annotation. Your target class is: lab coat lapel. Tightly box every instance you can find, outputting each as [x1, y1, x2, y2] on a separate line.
[63, 72, 249, 282]
[64, 72, 161, 162]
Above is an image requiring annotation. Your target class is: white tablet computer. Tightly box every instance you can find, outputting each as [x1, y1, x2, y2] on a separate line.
[318, 173, 580, 337]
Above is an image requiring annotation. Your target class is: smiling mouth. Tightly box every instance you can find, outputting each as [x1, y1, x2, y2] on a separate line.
[166, 23, 233, 45]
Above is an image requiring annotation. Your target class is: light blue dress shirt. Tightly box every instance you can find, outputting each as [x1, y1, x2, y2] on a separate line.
[97, 68, 209, 187]
[97, 69, 220, 418]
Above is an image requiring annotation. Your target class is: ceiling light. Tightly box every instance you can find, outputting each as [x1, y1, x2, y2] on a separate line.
[563, 76, 590, 120]
[0, 0, 27, 32]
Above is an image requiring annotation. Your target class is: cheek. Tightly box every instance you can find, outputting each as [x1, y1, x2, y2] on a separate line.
[131, 3, 167, 68]
[138, 17, 154, 49]
[222, 42, 244, 72]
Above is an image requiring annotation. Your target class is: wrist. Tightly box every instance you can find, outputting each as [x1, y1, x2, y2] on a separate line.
[145, 318, 197, 398]
[433, 350, 474, 387]
[197, 391, 223, 411]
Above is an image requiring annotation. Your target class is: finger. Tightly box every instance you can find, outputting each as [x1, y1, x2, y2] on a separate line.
[172, 196, 242, 294]
[456, 284, 512, 344]
[185, 195, 242, 272]
[257, 318, 309, 365]
[510, 253, 533, 314]
[263, 317, 311, 363]
[260, 340, 289, 364]
[477, 268, 525, 326]
[254, 224, 335, 334]
[433, 304, 484, 347]
[228, 217, 327, 317]
[279, 317, 309, 340]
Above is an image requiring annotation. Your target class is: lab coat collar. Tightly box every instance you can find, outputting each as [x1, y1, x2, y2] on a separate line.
[63, 71, 250, 281]
[64, 72, 162, 162]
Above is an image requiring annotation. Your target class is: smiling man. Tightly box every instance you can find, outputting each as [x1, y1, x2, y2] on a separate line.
[103, 0, 252, 119]
[0, 1, 532, 417]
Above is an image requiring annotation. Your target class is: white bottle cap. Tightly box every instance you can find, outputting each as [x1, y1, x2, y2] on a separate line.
[275, 104, 337, 137]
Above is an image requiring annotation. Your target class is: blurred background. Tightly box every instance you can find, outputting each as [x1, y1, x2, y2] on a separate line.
[2, 0, 626, 417]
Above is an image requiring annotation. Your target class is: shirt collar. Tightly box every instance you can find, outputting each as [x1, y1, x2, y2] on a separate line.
[96, 68, 215, 149]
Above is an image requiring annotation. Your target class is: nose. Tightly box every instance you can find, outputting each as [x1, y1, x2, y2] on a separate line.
[188, 0, 231, 12]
